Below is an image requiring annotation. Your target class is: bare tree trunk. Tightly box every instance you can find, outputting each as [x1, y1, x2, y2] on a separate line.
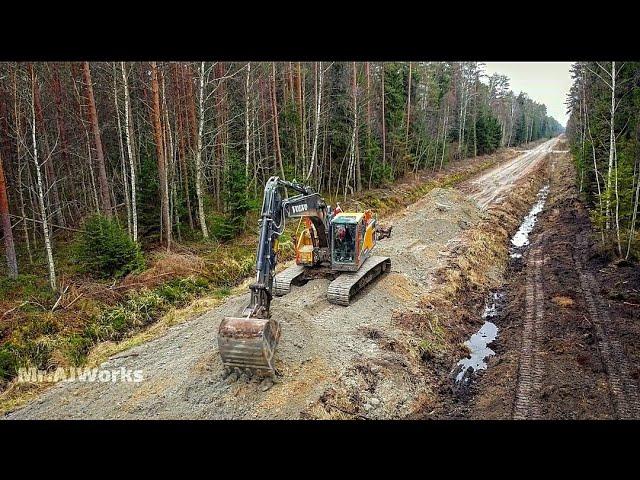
[627, 153, 640, 259]
[172, 63, 194, 230]
[297, 62, 305, 176]
[605, 61, 616, 233]
[366, 62, 372, 135]
[245, 62, 251, 183]
[381, 63, 387, 168]
[270, 63, 286, 180]
[196, 62, 209, 239]
[113, 63, 132, 236]
[614, 146, 622, 256]
[440, 104, 449, 170]
[150, 61, 171, 250]
[30, 65, 57, 291]
[13, 69, 32, 264]
[161, 69, 176, 245]
[507, 99, 515, 147]
[51, 64, 77, 219]
[355, 64, 362, 194]
[0, 150, 17, 277]
[121, 62, 138, 242]
[405, 62, 412, 144]
[458, 63, 466, 155]
[83, 62, 112, 217]
[32, 71, 65, 229]
[345, 62, 360, 198]
[307, 61, 323, 181]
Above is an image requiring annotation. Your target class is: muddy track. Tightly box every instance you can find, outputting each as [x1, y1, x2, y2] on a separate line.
[512, 241, 546, 419]
[574, 234, 640, 419]
[459, 145, 639, 419]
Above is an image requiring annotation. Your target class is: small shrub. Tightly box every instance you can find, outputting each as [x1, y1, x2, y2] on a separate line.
[0, 344, 17, 382]
[63, 334, 93, 366]
[74, 215, 145, 278]
[208, 212, 236, 241]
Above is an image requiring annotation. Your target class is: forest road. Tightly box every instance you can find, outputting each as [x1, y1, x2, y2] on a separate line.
[467, 137, 558, 209]
[5, 140, 557, 419]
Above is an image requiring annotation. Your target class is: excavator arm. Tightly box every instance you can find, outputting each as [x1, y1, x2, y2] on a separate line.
[218, 176, 330, 372]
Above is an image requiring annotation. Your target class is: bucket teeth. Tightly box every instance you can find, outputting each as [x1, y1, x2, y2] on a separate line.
[218, 317, 281, 372]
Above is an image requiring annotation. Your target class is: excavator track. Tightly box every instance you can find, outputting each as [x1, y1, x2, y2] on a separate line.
[273, 264, 306, 296]
[327, 256, 391, 306]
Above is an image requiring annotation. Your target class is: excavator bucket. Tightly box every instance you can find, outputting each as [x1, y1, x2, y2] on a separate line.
[218, 317, 281, 372]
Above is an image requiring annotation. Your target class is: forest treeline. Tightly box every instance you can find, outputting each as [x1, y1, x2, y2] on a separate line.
[566, 62, 640, 259]
[0, 61, 563, 289]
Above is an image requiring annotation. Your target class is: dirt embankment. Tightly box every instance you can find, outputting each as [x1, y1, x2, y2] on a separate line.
[305, 141, 556, 419]
[404, 149, 553, 419]
[458, 146, 640, 419]
[5, 141, 558, 419]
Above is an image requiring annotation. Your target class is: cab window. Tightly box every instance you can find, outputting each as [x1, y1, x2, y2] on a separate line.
[333, 223, 356, 263]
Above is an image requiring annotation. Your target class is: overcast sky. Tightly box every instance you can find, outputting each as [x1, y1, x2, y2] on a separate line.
[483, 62, 574, 127]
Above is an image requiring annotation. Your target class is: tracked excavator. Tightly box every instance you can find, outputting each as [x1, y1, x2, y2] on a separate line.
[218, 176, 391, 372]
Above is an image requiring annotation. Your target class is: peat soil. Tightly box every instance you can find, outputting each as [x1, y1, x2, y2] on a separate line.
[442, 150, 640, 419]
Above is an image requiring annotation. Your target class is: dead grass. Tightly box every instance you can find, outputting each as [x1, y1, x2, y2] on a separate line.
[120, 251, 207, 291]
[552, 296, 575, 307]
[0, 382, 50, 417]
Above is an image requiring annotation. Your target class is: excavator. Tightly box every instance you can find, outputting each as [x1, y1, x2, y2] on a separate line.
[217, 176, 391, 373]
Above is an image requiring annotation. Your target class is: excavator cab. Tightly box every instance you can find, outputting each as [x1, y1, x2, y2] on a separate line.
[330, 211, 376, 272]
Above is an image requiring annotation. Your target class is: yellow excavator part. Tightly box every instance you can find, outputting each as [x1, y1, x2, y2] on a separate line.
[363, 220, 376, 251]
[295, 218, 315, 266]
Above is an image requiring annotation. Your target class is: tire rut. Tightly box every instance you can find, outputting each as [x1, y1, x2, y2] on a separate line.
[574, 233, 640, 419]
[512, 241, 546, 419]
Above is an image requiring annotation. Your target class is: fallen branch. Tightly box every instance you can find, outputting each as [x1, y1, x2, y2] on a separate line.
[63, 293, 84, 310]
[2, 301, 29, 319]
[8, 213, 83, 233]
[51, 285, 70, 312]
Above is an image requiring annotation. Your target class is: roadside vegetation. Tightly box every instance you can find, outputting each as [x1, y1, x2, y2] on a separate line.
[566, 62, 640, 259]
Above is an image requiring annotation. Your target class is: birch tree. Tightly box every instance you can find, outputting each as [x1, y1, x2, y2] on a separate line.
[121, 62, 138, 242]
[196, 61, 209, 239]
[270, 63, 285, 180]
[306, 61, 323, 181]
[30, 65, 57, 291]
[245, 62, 251, 182]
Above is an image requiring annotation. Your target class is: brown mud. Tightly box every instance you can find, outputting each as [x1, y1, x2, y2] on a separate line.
[442, 146, 640, 419]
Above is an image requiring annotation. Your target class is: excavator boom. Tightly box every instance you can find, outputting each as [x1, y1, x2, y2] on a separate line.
[218, 177, 328, 372]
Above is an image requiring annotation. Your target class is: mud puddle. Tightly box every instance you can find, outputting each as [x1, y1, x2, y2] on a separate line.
[510, 184, 549, 259]
[451, 184, 551, 395]
[451, 292, 503, 393]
